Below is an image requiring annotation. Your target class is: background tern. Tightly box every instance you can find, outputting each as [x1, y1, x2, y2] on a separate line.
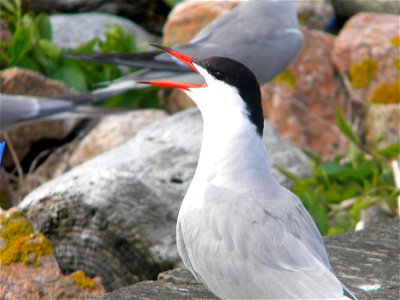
[139, 45, 358, 299]
[0, 0, 303, 130]
[66, 0, 303, 85]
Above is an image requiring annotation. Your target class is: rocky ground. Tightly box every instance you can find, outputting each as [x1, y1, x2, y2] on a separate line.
[97, 217, 400, 300]
[0, 209, 105, 299]
[0, 256, 105, 300]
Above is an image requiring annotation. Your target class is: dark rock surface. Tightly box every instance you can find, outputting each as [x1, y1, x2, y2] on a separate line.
[95, 218, 400, 300]
[331, 0, 400, 19]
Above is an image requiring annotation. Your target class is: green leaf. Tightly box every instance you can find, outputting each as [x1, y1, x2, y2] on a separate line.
[333, 210, 354, 232]
[102, 87, 160, 108]
[21, 13, 37, 38]
[335, 108, 361, 147]
[8, 25, 31, 65]
[0, 51, 10, 68]
[0, 0, 16, 14]
[300, 190, 329, 235]
[73, 38, 99, 53]
[14, 55, 41, 72]
[163, 0, 183, 7]
[378, 143, 400, 159]
[31, 46, 54, 74]
[38, 39, 61, 59]
[321, 160, 374, 181]
[99, 25, 137, 53]
[36, 13, 52, 40]
[0, 0, 22, 31]
[276, 166, 300, 183]
[51, 61, 87, 91]
[303, 149, 321, 163]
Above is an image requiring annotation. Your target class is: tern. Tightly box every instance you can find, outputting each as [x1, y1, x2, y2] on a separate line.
[1, 1, 302, 130]
[0, 86, 134, 130]
[139, 45, 358, 300]
[65, 0, 302, 86]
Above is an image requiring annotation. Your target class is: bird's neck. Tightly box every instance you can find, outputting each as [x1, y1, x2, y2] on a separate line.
[191, 110, 274, 197]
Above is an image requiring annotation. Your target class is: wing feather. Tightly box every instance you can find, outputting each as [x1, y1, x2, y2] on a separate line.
[177, 183, 344, 299]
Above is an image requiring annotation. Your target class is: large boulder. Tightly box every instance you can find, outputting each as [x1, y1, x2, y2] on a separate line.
[66, 110, 168, 169]
[95, 217, 400, 300]
[295, 0, 334, 30]
[18, 110, 168, 205]
[19, 108, 311, 291]
[162, 1, 238, 46]
[0, 208, 105, 299]
[333, 12, 400, 146]
[50, 13, 158, 50]
[262, 28, 349, 159]
[23, 0, 170, 34]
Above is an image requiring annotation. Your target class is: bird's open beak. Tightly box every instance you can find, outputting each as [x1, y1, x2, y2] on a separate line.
[138, 44, 206, 90]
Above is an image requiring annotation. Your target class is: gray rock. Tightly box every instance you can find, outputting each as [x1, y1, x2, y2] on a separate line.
[295, 0, 334, 30]
[58, 109, 168, 175]
[50, 13, 159, 49]
[95, 218, 400, 300]
[25, 0, 169, 34]
[19, 108, 310, 291]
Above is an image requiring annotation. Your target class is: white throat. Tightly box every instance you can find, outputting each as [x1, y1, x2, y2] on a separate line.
[182, 67, 274, 209]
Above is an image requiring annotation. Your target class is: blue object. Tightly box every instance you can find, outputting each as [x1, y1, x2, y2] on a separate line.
[0, 141, 6, 167]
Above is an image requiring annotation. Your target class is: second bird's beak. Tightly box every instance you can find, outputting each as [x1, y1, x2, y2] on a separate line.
[138, 45, 206, 90]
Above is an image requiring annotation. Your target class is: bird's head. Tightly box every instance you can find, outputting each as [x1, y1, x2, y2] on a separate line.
[139, 45, 264, 136]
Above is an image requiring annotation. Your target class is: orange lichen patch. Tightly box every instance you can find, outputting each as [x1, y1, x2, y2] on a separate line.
[394, 58, 400, 70]
[297, 13, 309, 22]
[349, 58, 378, 89]
[0, 212, 53, 266]
[72, 270, 96, 289]
[370, 81, 400, 104]
[274, 69, 297, 88]
[390, 36, 400, 48]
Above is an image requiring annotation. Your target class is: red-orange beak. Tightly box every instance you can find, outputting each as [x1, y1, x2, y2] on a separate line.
[138, 44, 206, 90]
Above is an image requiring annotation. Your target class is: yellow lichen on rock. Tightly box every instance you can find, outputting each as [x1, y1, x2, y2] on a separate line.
[390, 35, 400, 48]
[0, 212, 53, 266]
[72, 270, 96, 289]
[394, 58, 400, 70]
[349, 58, 378, 89]
[370, 80, 400, 104]
[274, 69, 297, 88]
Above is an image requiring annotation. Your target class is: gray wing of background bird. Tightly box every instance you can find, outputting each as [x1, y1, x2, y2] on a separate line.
[0, 82, 135, 130]
[173, 0, 303, 83]
[67, 0, 303, 85]
[0, 95, 72, 130]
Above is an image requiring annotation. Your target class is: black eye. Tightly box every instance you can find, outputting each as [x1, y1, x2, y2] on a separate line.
[213, 70, 224, 80]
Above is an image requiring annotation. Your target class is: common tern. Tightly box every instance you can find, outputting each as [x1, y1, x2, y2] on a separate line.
[66, 0, 302, 86]
[139, 45, 358, 300]
[0, 85, 134, 130]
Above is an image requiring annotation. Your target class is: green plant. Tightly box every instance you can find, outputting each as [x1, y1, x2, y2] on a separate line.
[0, 1, 160, 108]
[279, 109, 400, 235]
[163, 0, 183, 8]
[0, 0, 22, 31]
